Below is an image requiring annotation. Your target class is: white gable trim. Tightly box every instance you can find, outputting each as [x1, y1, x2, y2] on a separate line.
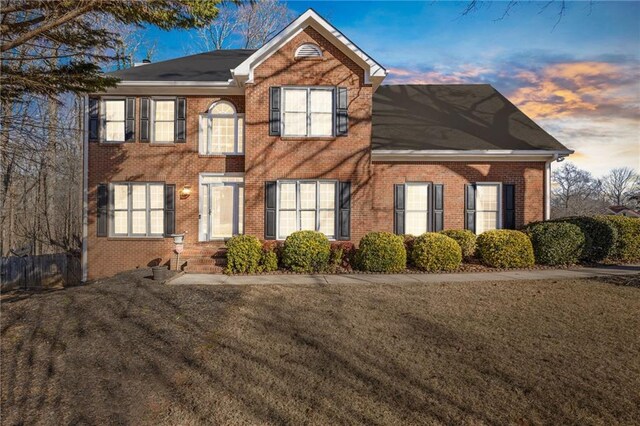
[232, 9, 387, 89]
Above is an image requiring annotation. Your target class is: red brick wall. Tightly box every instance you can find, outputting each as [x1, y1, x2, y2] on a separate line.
[370, 161, 546, 231]
[86, 95, 244, 279]
[243, 27, 374, 241]
[86, 27, 547, 279]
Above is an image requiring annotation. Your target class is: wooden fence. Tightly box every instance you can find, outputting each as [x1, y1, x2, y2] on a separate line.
[0, 253, 81, 291]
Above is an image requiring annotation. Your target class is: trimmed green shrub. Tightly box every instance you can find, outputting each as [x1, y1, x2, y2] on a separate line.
[550, 216, 617, 262]
[355, 232, 406, 272]
[411, 233, 462, 272]
[524, 222, 584, 265]
[440, 229, 476, 259]
[476, 230, 535, 268]
[598, 216, 640, 262]
[260, 248, 279, 272]
[226, 235, 263, 274]
[282, 231, 331, 273]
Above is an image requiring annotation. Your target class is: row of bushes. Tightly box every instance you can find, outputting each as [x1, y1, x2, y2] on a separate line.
[226, 229, 528, 274]
[225, 216, 639, 274]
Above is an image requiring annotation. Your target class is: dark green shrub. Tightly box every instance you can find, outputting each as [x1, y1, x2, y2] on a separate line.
[225, 235, 263, 274]
[411, 233, 462, 272]
[401, 235, 416, 266]
[355, 232, 406, 272]
[329, 242, 356, 270]
[476, 230, 535, 268]
[550, 216, 617, 262]
[282, 231, 331, 273]
[598, 216, 640, 262]
[440, 229, 476, 259]
[524, 222, 584, 265]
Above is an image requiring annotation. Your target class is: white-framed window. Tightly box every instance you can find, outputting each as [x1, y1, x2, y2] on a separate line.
[475, 183, 502, 234]
[405, 183, 430, 236]
[199, 101, 244, 155]
[277, 180, 337, 239]
[282, 87, 333, 137]
[110, 182, 165, 237]
[103, 99, 126, 142]
[152, 99, 175, 143]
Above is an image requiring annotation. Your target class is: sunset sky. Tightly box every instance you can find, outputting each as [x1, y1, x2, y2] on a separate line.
[142, 1, 640, 177]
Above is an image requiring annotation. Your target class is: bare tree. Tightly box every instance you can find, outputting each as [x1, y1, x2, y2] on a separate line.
[551, 163, 605, 218]
[238, 1, 294, 49]
[191, 1, 294, 52]
[601, 167, 639, 206]
[461, 0, 591, 29]
[193, 6, 239, 51]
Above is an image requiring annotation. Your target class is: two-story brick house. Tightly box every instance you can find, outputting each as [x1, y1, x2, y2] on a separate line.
[82, 9, 572, 280]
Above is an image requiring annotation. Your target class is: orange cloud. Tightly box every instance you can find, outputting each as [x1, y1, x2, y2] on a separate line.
[509, 61, 636, 119]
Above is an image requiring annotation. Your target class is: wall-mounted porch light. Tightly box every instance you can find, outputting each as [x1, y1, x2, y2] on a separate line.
[180, 185, 192, 199]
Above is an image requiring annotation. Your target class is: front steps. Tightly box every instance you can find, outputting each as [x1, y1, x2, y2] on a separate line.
[180, 244, 227, 273]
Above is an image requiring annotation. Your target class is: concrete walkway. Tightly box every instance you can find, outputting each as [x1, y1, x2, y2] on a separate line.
[168, 264, 640, 286]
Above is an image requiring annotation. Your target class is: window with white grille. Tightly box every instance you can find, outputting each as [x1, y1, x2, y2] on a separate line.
[199, 101, 244, 155]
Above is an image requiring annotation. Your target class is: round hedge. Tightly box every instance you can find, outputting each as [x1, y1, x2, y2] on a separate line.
[550, 217, 617, 262]
[411, 233, 462, 272]
[439, 229, 476, 259]
[524, 222, 584, 265]
[598, 216, 640, 262]
[225, 235, 263, 274]
[476, 230, 535, 268]
[282, 231, 331, 273]
[355, 232, 406, 272]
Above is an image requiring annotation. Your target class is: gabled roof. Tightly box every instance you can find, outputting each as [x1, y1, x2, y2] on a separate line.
[372, 84, 572, 155]
[107, 49, 255, 83]
[231, 9, 387, 89]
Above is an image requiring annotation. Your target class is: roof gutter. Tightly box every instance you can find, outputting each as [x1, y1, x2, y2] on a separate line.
[371, 149, 574, 162]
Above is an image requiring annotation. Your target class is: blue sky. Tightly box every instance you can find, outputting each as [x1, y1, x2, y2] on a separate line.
[140, 1, 640, 176]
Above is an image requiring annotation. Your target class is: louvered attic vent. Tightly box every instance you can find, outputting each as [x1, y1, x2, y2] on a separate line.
[295, 43, 322, 58]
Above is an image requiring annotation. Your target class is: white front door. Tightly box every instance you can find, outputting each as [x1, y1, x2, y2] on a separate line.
[199, 182, 244, 241]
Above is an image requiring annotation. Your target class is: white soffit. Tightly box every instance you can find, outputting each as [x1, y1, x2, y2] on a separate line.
[371, 150, 574, 162]
[232, 9, 387, 89]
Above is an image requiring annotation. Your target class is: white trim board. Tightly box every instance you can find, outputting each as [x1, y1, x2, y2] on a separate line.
[372, 149, 573, 162]
[232, 9, 387, 90]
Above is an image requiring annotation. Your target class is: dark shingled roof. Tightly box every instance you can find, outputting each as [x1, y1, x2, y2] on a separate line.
[107, 49, 256, 82]
[372, 84, 570, 152]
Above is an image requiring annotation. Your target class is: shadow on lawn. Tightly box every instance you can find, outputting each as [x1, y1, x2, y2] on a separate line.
[1, 271, 639, 424]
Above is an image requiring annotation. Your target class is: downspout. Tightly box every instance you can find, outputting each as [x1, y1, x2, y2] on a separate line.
[81, 95, 89, 282]
[544, 154, 557, 221]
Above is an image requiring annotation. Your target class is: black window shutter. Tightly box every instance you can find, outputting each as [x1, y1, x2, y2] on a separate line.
[336, 87, 348, 136]
[504, 184, 516, 229]
[97, 184, 108, 237]
[88, 98, 99, 141]
[394, 184, 405, 235]
[269, 87, 281, 136]
[465, 184, 476, 233]
[125, 97, 135, 142]
[140, 98, 150, 142]
[175, 97, 186, 142]
[264, 181, 277, 239]
[337, 181, 351, 240]
[433, 184, 444, 232]
[164, 184, 175, 236]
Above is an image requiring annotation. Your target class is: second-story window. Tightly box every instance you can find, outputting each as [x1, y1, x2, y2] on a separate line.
[153, 99, 175, 143]
[104, 99, 126, 142]
[199, 101, 244, 155]
[282, 87, 333, 137]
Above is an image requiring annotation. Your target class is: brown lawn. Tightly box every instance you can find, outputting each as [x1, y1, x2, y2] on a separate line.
[1, 271, 639, 425]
